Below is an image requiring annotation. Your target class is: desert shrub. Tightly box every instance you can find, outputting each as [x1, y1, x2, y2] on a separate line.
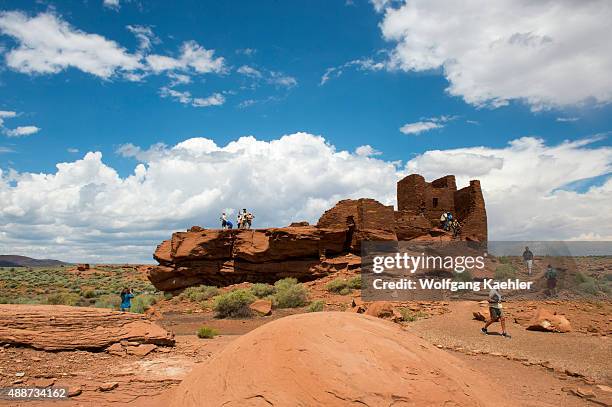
[94, 294, 121, 310]
[272, 278, 308, 308]
[131, 294, 160, 313]
[348, 276, 362, 289]
[575, 272, 590, 284]
[46, 292, 80, 306]
[163, 292, 174, 300]
[196, 326, 218, 339]
[213, 289, 256, 318]
[81, 289, 97, 298]
[250, 283, 275, 298]
[605, 273, 612, 282]
[307, 300, 325, 312]
[494, 264, 516, 280]
[399, 308, 427, 322]
[453, 269, 473, 282]
[498, 256, 511, 264]
[181, 285, 219, 302]
[326, 278, 350, 294]
[577, 281, 599, 295]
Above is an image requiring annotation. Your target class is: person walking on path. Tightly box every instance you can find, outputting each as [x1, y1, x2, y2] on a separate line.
[481, 288, 511, 338]
[545, 264, 558, 296]
[523, 246, 534, 276]
[120, 288, 134, 312]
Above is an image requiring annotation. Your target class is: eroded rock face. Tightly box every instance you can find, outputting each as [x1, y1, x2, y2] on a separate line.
[149, 226, 350, 290]
[0, 305, 175, 351]
[149, 174, 487, 291]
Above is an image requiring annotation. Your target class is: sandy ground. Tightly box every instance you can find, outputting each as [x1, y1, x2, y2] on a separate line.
[1, 300, 610, 406]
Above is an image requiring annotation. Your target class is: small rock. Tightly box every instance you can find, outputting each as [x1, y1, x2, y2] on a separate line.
[68, 386, 82, 397]
[596, 384, 612, 393]
[106, 343, 125, 356]
[126, 344, 157, 357]
[573, 387, 595, 399]
[249, 299, 272, 316]
[15, 372, 25, 377]
[98, 382, 119, 392]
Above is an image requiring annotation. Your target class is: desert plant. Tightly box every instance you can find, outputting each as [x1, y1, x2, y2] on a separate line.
[348, 276, 362, 289]
[131, 294, 161, 313]
[213, 289, 256, 318]
[272, 278, 308, 308]
[326, 278, 350, 294]
[181, 285, 219, 302]
[94, 294, 121, 310]
[196, 326, 218, 339]
[494, 264, 517, 280]
[453, 269, 473, 282]
[250, 283, 275, 298]
[46, 292, 80, 306]
[307, 300, 325, 312]
[399, 308, 427, 322]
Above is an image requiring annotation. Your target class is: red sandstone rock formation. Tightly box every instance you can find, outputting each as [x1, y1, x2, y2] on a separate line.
[151, 312, 512, 407]
[148, 174, 487, 291]
[0, 305, 175, 350]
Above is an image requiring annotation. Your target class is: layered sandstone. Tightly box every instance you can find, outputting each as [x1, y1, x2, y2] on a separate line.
[148, 173, 487, 290]
[0, 305, 175, 351]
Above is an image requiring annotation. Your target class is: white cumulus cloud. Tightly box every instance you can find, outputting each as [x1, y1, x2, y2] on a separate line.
[1, 133, 609, 262]
[400, 115, 455, 135]
[380, 0, 612, 110]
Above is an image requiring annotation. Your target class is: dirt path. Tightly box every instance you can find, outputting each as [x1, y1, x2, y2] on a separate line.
[405, 301, 611, 383]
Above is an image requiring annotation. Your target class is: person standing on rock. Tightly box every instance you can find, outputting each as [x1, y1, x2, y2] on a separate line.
[243, 209, 254, 229]
[220, 212, 228, 229]
[522, 246, 534, 275]
[481, 288, 511, 338]
[120, 288, 134, 312]
[237, 212, 243, 229]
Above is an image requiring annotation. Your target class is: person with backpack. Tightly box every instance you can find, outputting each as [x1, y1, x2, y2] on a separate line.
[522, 246, 534, 275]
[545, 264, 558, 296]
[440, 211, 453, 231]
[481, 288, 511, 338]
[120, 288, 134, 312]
[243, 209, 254, 229]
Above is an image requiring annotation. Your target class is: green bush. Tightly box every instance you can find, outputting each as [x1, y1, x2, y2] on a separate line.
[181, 285, 219, 302]
[577, 281, 599, 295]
[272, 278, 308, 308]
[213, 289, 256, 318]
[250, 283, 275, 298]
[196, 326, 218, 339]
[94, 294, 121, 310]
[81, 289, 97, 298]
[131, 294, 160, 314]
[498, 256, 511, 264]
[575, 272, 590, 284]
[326, 278, 350, 293]
[494, 264, 517, 280]
[307, 300, 325, 312]
[348, 276, 362, 289]
[46, 292, 80, 306]
[399, 308, 427, 322]
[453, 269, 473, 282]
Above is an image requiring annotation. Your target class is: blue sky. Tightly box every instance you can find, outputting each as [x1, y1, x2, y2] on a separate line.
[0, 0, 610, 262]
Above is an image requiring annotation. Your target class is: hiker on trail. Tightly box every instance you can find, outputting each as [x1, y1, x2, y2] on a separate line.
[545, 264, 558, 296]
[481, 288, 511, 339]
[522, 246, 534, 276]
[440, 212, 453, 231]
[226, 219, 233, 229]
[243, 209, 254, 229]
[120, 288, 134, 312]
[220, 213, 228, 229]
